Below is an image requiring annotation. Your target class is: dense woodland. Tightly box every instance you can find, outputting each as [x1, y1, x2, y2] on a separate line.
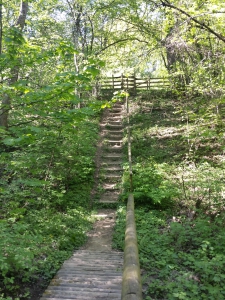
[1, 0, 225, 299]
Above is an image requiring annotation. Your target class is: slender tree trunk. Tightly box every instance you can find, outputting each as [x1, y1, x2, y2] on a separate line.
[0, 1, 28, 129]
[0, 0, 2, 55]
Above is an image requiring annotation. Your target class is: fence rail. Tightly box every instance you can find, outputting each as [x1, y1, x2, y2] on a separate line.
[99, 74, 170, 95]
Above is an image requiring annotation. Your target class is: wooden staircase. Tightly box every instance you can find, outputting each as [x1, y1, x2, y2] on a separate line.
[99, 102, 124, 203]
[40, 102, 124, 300]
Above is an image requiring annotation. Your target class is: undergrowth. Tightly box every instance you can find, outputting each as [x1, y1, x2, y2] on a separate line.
[0, 108, 102, 299]
[114, 90, 225, 299]
[113, 207, 225, 299]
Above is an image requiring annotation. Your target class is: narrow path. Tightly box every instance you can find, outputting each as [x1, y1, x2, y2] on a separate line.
[40, 102, 124, 300]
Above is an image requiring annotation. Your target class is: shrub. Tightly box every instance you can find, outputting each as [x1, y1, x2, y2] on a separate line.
[122, 158, 178, 208]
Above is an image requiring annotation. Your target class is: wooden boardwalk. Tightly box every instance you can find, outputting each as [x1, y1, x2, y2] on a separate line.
[40, 102, 124, 300]
[41, 250, 123, 300]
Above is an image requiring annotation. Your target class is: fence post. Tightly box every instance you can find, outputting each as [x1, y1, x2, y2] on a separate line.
[126, 93, 133, 192]
[121, 73, 124, 90]
[112, 74, 115, 91]
[133, 74, 136, 96]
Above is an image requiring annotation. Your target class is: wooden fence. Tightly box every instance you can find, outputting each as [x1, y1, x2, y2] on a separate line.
[98, 74, 170, 96]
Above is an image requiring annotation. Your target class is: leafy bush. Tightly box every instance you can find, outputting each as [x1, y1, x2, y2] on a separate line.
[0, 207, 94, 298]
[0, 107, 101, 298]
[122, 158, 178, 208]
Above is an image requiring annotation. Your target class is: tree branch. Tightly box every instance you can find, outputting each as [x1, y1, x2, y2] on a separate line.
[160, 0, 225, 43]
[95, 37, 149, 55]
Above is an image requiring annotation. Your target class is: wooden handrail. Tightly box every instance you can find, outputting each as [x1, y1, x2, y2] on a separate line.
[121, 94, 142, 300]
[126, 93, 133, 192]
[121, 194, 142, 300]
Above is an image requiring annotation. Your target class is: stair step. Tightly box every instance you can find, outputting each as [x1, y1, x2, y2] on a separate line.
[102, 155, 123, 161]
[109, 112, 123, 116]
[101, 120, 122, 125]
[107, 116, 122, 121]
[62, 261, 122, 267]
[103, 174, 121, 179]
[103, 129, 123, 134]
[112, 103, 124, 108]
[49, 279, 121, 286]
[107, 140, 123, 145]
[99, 197, 119, 203]
[109, 131, 123, 134]
[103, 175, 121, 183]
[101, 183, 120, 190]
[98, 199, 119, 203]
[108, 121, 122, 125]
[101, 160, 123, 165]
[111, 108, 123, 113]
[41, 291, 121, 299]
[103, 166, 123, 172]
[103, 153, 122, 157]
[106, 137, 123, 142]
[46, 286, 121, 292]
[103, 148, 122, 154]
[107, 124, 123, 128]
[100, 190, 120, 197]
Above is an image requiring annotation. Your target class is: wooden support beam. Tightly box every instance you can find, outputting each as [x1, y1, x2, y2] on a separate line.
[121, 194, 142, 300]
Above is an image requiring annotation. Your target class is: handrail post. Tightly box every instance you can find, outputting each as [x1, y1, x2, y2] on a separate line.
[121, 73, 124, 90]
[125, 93, 133, 192]
[133, 74, 136, 96]
[112, 73, 114, 91]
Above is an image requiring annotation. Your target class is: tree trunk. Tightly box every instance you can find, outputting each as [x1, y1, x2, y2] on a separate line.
[0, 0, 2, 55]
[0, 1, 28, 129]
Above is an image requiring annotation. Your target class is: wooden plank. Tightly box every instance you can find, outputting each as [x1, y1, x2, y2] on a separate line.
[49, 281, 121, 287]
[42, 290, 121, 296]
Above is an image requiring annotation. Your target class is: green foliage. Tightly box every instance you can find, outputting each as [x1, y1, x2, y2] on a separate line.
[115, 90, 225, 299]
[112, 90, 129, 101]
[112, 205, 126, 250]
[0, 115, 98, 297]
[0, 8, 104, 296]
[0, 208, 93, 297]
[122, 158, 178, 208]
[114, 208, 225, 299]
